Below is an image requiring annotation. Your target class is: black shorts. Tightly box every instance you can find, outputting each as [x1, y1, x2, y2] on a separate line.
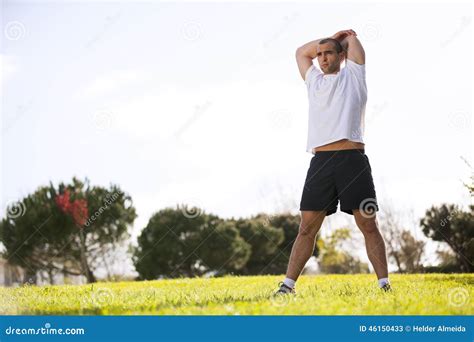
[299, 148, 379, 216]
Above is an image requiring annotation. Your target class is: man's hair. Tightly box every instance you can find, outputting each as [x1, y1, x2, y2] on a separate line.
[318, 38, 344, 54]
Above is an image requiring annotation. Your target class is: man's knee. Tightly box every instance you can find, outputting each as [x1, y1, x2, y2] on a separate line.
[358, 219, 379, 235]
[298, 210, 325, 237]
[298, 221, 320, 237]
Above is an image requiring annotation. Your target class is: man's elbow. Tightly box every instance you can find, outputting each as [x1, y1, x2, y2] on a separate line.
[345, 35, 361, 43]
[296, 46, 310, 57]
[345, 35, 365, 50]
[345, 36, 365, 64]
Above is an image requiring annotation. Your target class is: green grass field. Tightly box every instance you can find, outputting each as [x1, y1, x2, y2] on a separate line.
[1, 274, 472, 315]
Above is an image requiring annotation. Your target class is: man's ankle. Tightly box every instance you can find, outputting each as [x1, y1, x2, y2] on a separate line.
[378, 277, 390, 288]
[283, 277, 296, 289]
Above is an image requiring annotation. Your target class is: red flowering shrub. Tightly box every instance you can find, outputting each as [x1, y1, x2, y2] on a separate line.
[55, 189, 89, 227]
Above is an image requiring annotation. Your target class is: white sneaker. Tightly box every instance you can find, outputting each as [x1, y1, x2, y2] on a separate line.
[274, 281, 296, 295]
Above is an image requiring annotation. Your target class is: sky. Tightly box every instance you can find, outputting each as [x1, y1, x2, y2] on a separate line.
[1, 0, 472, 276]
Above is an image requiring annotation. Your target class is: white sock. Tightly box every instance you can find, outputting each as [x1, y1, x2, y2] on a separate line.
[378, 277, 390, 288]
[283, 277, 296, 289]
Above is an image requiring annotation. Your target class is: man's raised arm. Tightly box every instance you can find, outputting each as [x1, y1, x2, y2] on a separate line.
[295, 29, 362, 80]
[340, 33, 365, 65]
[295, 38, 323, 81]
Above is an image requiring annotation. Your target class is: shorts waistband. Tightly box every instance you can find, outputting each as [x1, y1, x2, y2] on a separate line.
[312, 148, 365, 155]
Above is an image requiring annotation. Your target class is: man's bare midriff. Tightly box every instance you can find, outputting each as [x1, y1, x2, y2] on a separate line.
[312, 139, 365, 153]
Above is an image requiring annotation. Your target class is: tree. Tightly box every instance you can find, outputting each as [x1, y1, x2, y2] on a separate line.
[379, 206, 426, 273]
[244, 212, 317, 275]
[195, 220, 251, 274]
[231, 215, 284, 275]
[133, 205, 251, 279]
[420, 204, 474, 272]
[0, 177, 137, 284]
[397, 230, 425, 273]
[317, 228, 369, 274]
[460, 156, 473, 197]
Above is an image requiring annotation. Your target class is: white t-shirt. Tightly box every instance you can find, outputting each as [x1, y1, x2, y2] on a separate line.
[304, 59, 367, 153]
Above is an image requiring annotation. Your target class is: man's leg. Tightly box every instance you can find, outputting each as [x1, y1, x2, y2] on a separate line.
[277, 149, 336, 294]
[353, 209, 389, 281]
[285, 210, 326, 282]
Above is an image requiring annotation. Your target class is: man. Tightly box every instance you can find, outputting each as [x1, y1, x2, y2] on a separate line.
[275, 29, 391, 295]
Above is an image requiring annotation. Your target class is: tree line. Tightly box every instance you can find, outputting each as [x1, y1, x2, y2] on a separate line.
[0, 177, 472, 285]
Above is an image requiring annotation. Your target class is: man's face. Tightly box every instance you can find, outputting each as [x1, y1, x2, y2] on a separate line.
[316, 42, 345, 74]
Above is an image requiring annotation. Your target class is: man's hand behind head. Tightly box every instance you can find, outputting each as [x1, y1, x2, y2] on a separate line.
[331, 29, 357, 42]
